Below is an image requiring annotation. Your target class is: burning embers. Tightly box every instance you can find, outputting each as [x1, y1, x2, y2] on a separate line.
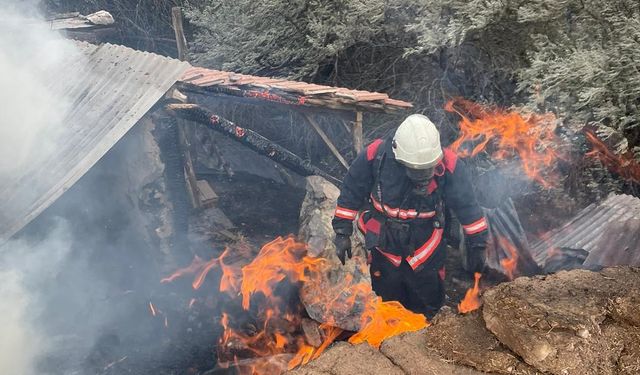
[162, 236, 428, 374]
[584, 130, 640, 183]
[446, 98, 562, 187]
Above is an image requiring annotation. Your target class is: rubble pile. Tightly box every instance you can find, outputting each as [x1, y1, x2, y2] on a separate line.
[289, 267, 640, 375]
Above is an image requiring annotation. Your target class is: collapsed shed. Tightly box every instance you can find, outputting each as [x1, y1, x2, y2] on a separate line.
[0, 39, 411, 268]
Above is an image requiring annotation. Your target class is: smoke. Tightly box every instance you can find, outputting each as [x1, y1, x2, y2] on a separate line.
[0, 221, 74, 375]
[0, 271, 40, 374]
[0, 4, 91, 374]
[0, 2, 78, 179]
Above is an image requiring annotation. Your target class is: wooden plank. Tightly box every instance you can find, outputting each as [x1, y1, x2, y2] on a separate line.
[196, 179, 218, 207]
[171, 7, 189, 61]
[335, 92, 359, 101]
[172, 6, 202, 209]
[353, 111, 363, 153]
[177, 122, 202, 208]
[303, 114, 349, 170]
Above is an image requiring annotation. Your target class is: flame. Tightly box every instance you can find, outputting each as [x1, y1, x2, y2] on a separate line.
[585, 130, 640, 183]
[458, 272, 482, 314]
[164, 236, 428, 374]
[161, 255, 209, 284]
[161, 248, 241, 292]
[446, 98, 561, 187]
[349, 297, 428, 348]
[496, 236, 519, 280]
[149, 302, 157, 317]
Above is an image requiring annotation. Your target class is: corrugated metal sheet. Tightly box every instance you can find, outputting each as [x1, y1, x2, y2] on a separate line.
[180, 67, 412, 113]
[530, 194, 640, 266]
[0, 42, 190, 243]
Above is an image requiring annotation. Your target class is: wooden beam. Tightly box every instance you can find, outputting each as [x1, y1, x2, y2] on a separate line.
[171, 7, 188, 61]
[302, 114, 349, 170]
[166, 104, 342, 186]
[171, 6, 202, 209]
[353, 111, 363, 153]
[177, 125, 202, 208]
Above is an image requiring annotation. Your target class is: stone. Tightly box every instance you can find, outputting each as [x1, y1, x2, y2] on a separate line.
[298, 176, 340, 258]
[482, 267, 640, 375]
[381, 329, 490, 375]
[422, 311, 539, 374]
[85, 10, 115, 25]
[286, 342, 404, 375]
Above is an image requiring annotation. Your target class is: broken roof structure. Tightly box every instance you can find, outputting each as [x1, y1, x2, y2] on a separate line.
[530, 193, 640, 267]
[0, 40, 411, 244]
[180, 67, 412, 114]
[0, 42, 190, 243]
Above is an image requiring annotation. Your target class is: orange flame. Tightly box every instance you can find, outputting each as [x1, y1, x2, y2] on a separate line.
[149, 301, 157, 317]
[458, 272, 482, 314]
[496, 236, 519, 280]
[349, 297, 428, 348]
[166, 236, 428, 374]
[161, 255, 210, 284]
[161, 248, 241, 292]
[446, 98, 561, 187]
[585, 130, 640, 183]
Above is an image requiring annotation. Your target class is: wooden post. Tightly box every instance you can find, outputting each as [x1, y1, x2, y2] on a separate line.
[302, 113, 349, 170]
[176, 127, 202, 208]
[171, 7, 188, 61]
[171, 6, 203, 208]
[353, 111, 363, 153]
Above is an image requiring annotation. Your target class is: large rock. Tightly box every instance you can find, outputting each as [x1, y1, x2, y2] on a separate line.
[298, 176, 372, 331]
[287, 337, 485, 375]
[483, 267, 640, 375]
[380, 329, 488, 375]
[422, 311, 539, 374]
[286, 342, 404, 375]
[298, 176, 341, 258]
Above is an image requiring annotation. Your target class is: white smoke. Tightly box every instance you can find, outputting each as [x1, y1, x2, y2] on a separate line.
[0, 221, 74, 375]
[0, 2, 77, 178]
[0, 270, 40, 374]
[0, 3, 84, 374]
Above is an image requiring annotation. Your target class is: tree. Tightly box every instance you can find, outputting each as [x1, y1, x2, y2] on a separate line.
[186, 0, 387, 79]
[409, 0, 640, 156]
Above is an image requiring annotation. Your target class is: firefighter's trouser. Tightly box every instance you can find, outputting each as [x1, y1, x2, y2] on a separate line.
[369, 245, 445, 319]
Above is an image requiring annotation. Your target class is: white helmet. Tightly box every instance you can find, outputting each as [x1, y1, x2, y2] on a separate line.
[392, 114, 443, 169]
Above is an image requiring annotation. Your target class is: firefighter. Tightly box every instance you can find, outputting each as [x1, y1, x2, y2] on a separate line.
[332, 114, 488, 317]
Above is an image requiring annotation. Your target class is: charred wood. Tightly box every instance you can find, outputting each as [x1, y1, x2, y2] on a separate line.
[166, 104, 342, 186]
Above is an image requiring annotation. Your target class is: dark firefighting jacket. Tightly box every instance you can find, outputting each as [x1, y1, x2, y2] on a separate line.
[332, 138, 488, 270]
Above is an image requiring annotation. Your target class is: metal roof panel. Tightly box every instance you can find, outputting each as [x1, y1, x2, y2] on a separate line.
[0, 42, 190, 243]
[530, 194, 640, 266]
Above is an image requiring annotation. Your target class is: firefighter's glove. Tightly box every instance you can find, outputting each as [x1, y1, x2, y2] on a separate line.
[466, 243, 486, 274]
[334, 234, 352, 265]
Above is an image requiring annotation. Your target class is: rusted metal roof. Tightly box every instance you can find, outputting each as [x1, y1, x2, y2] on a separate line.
[0, 42, 190, 243]
[530, 194, 640, 267]
[179, 67, 412, 113]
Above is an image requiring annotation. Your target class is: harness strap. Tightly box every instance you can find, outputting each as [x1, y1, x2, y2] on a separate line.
[370, 194, 436, 219]
[376, 247, 402, 267]
[406, 228, 444, 270]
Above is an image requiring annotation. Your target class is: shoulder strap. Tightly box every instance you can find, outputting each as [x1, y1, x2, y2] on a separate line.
[366, 139, 384, 162]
